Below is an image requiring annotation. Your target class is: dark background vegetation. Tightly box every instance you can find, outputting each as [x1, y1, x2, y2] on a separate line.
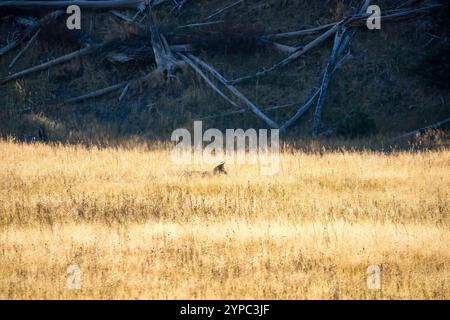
[0, 0, 448, 147]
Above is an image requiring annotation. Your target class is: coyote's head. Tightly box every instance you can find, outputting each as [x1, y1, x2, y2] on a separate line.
[213, 162, 227, 175]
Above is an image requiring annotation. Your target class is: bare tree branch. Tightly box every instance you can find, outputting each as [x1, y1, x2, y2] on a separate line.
[8, 28, 40, 68]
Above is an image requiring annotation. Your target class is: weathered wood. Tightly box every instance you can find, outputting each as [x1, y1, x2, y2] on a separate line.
[310, 0, 372, 136]
[65, 71, 157, 103]
[0, 11, 63, 57]
[178, 53, 241, 110]
[266, 23, 336, 40]
[65, 81, 128, 104]
[199, 102, 302, 120]
[1, 44, 101, 85]
[279, 51, 353, 132]
[187, 54, 279, 128]
[204, 0, 243, 21]
[9, 28, 40, 68]
[346, 4, 444, 27]
[230, 23, 340, 84]
[393, 118, 450, 140]
[118, 82, 131, 102]
[397, 0, 425, 9]
[280, 89, 321, 133]
[259, 38, 297, 54]
[261, 2, 444, 47]
[309, 29, 345, 136]
[146, 7, 181, 77]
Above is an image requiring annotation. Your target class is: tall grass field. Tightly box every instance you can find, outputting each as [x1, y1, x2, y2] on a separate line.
[0, 139, 449, 299]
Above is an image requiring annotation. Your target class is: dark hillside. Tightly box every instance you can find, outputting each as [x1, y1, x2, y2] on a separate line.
[0, 0, 448, 145]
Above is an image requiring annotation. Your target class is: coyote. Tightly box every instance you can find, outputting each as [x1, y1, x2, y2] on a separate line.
[181, 162, 227, 178]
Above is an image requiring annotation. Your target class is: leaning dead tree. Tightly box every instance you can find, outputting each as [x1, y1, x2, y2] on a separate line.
[0, 0, 447, 135]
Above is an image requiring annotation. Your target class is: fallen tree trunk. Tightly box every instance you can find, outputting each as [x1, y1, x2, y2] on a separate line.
[186, 53, 279, 129]
[230, 23, 339, 84]
[279, 51, 353, 133]
[0, 10, 63, 57]
[0, 43, 103, 85]
[392, 118, 450, 140]
[264, 3, 444, 40]
[310, 0, 372, 136]
[8, 28, 40, 68]
[63, 70, 160, 103]
[178, 53, 241, 111]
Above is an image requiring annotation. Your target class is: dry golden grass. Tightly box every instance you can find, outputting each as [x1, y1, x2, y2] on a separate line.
[0, 139, 449, 299]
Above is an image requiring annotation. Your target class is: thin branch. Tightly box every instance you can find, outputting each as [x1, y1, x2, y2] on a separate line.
[65, 71, 158, 103]
[265, 22, 336, 40]
[175, 21, 224, 30]
[8, 28, 40, 68]
[204, 0, 243, 21]
[65, 81, 128, 104]
[230, 23, 340, 84]
[264, 3, 443, 40]
[310, 0, 372, 136]
[259, 38, 297, 54]
[309, 29, 346, 136]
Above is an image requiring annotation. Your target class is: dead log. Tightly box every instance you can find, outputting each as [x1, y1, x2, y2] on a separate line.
[199, 103, 301, 120]
[259, 38, 296, 54]
[0, 43, 102, 85]
[309, 29, 345, 136]
[38, 125, 48, 142]
[310, 0, 372, 136]
[204, 0, 243, 21]
[230, 23, 340, 84]
[118, 82, 131, 102]
[264, 3, 444, 40]
[146, 7, 182, 77]
[186, 54, 279, 128]
[0, 11, 63, 57]
[266, 23, 336, 40]
[65, 81, 128, 104]
[393, 118, 450, 140]
[280, 51, 353, 133]
[64, 71, 158, 103]
[9, 29, 40, 68]
[175, 21, 225, 30]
